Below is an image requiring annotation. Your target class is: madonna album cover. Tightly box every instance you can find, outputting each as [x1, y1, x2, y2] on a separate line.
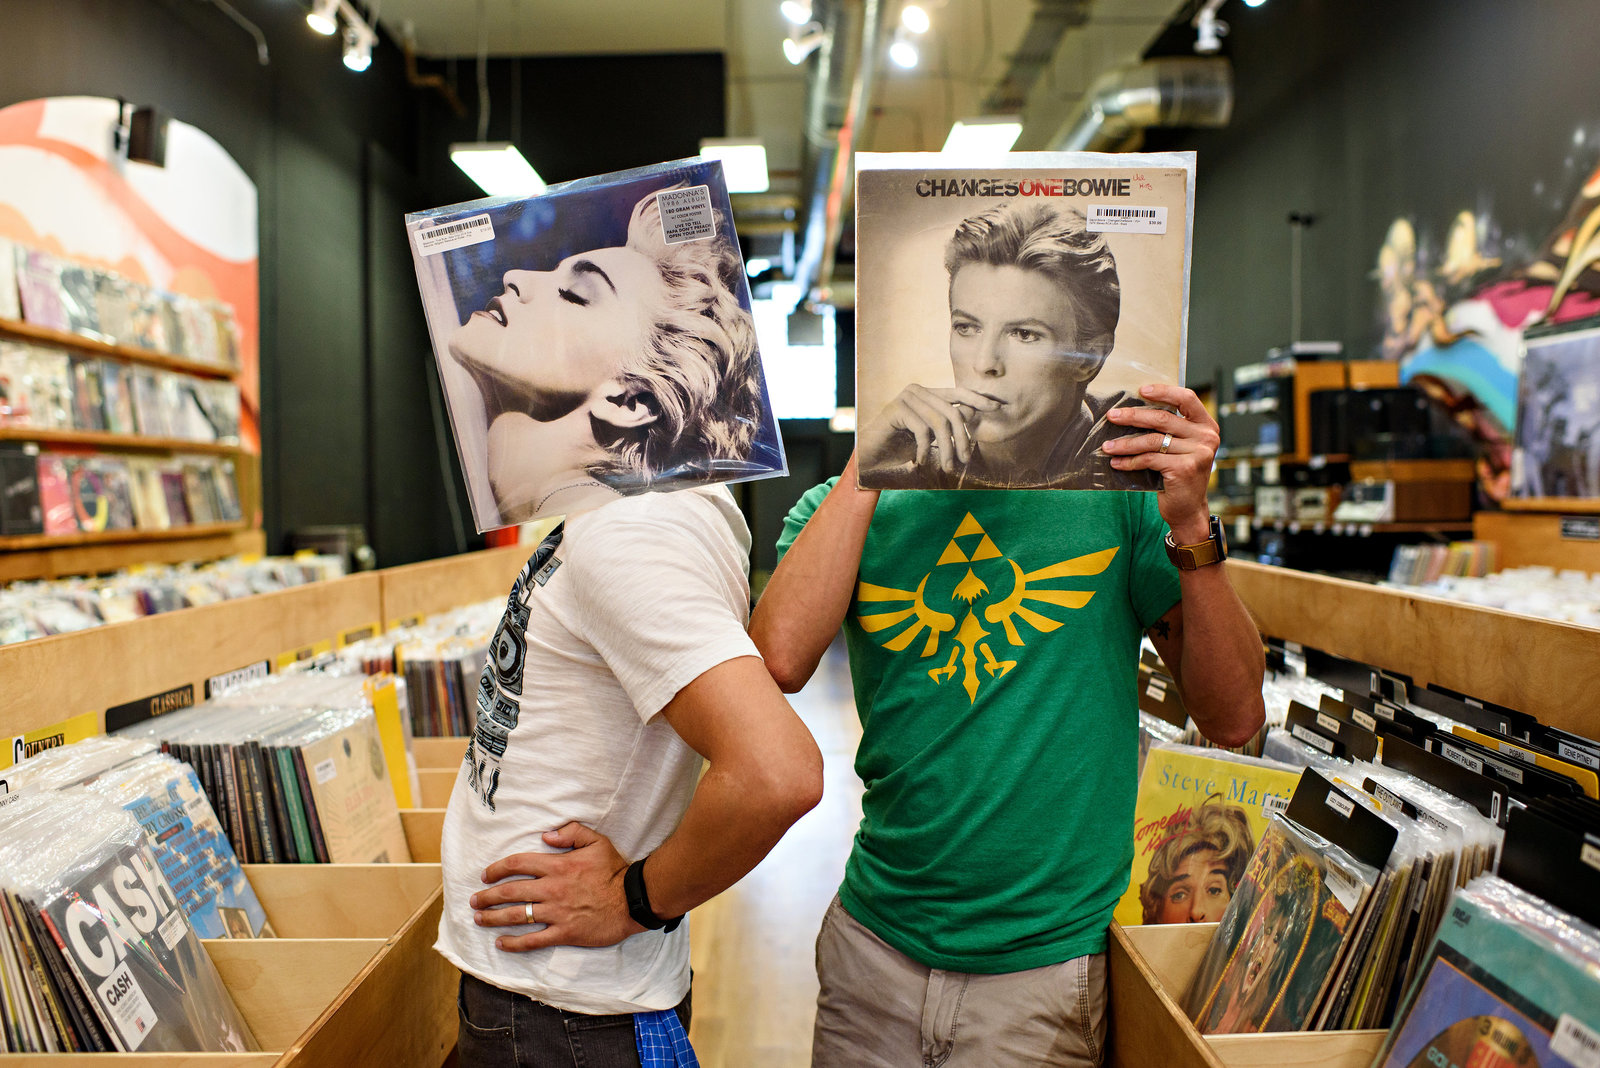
[855, 151, 1194, 491]
[407, 158, 786, 531]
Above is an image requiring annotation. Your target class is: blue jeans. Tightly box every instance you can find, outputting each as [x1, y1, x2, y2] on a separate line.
[456, 973, 693, 1068]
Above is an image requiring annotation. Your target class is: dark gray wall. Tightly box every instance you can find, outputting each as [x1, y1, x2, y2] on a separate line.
[1147, 0, 1600, 385]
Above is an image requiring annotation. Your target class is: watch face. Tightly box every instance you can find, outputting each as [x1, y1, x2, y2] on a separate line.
[1210, 515, 1229, 559]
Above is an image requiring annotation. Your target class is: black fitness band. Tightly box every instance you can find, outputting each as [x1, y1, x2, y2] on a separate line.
[623, 857, 681, 933]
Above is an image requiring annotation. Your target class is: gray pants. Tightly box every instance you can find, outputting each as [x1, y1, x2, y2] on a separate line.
[811, 896, 1107, 1068]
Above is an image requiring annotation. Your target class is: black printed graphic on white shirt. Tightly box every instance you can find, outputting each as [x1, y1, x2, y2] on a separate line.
[466, 523, 563, 811]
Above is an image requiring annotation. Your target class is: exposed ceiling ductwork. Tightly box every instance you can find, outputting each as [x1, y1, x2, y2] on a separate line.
[1049, 56, 1234, 151]
[790, 0, 892, 309]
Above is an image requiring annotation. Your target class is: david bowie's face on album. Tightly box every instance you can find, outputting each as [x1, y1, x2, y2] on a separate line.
[449, 244, 665, 420]
[947, 263, 1105, 444]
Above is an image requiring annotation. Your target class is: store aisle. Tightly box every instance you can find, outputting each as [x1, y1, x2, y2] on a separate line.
[687, 638, 862, 1067]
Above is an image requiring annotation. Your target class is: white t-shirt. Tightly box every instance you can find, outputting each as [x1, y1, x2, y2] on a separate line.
[434, 486, 760, 1014]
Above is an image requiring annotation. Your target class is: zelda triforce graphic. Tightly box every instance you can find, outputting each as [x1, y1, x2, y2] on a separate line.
[858, 513, 1116, 703]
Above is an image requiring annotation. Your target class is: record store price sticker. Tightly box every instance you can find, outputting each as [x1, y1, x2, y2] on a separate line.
[413, 214, 495, 255]
[158, 909, 188, 952]
[1553, 1015, 1600, 1068]
[1086, 204, 1167, 234]
[314, 757, 338, 785]
[1322, 866, 1361, 912]
[98, 962, 157, 1051]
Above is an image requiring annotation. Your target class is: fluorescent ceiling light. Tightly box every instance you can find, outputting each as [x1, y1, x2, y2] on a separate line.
[888, 38, 919, 69]
[901, 4, 931, 34]
[1243, 0, 1267, 6]
[699, 139, 770, 193]
[451, 143, 548, 197]
[307, 0, 338, 35]
[779, 0, 813, 25]
[942, 116, 1024, 154]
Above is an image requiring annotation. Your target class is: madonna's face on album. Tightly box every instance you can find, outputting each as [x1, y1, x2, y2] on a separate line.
[947, 263, 1106, 444]
[448, 245, 666, 420]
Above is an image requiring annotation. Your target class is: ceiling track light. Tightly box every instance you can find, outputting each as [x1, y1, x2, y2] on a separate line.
[779, 0, 813, 26]
[343, 20, 374, 71]
[888, 28, 919, 70]
[306, 0, 339, 35]
[901, 4, 931, 34]
[783, 21, 826, 65]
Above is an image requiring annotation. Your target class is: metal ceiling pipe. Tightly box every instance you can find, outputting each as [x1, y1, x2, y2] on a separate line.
[1050, 56, 1233, 152]
[791, 0, 889, 308]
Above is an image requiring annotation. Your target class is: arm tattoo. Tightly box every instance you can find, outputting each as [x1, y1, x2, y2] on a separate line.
[1147, 619, 1171, 641]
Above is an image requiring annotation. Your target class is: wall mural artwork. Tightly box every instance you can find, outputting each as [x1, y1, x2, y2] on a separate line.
[1379, 157, 1600, 501]
[0, 97, 260, 456]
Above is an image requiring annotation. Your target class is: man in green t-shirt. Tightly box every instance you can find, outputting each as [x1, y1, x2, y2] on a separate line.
[750, 201, 1266, 1067]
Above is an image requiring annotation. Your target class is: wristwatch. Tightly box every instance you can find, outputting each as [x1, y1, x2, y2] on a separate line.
[1164, 515, 1229, 570]
[623, 857, 682, 932]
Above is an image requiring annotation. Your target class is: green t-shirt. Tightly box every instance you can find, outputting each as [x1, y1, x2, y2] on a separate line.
[777, 483, 1182, 973]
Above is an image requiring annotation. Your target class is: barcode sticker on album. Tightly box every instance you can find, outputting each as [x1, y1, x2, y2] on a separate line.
[1553, 1014, 1600, 1068]
[1261, 794, 1289, 819]
[158, 909, 188, 952]
[314, 757, 338, 784]
[413, 214, 495, 255]
[656, 185, 717, 244]
[1086, 204, 1167, 234]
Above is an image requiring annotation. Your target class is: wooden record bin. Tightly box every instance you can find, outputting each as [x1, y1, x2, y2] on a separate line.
[0, 543, 533, 1065]
[1103, 558, 1600, 1065]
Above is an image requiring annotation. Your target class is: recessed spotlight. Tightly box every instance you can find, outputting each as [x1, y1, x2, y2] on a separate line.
[889, 37, 919, 69]
[901, 4, 930, 34]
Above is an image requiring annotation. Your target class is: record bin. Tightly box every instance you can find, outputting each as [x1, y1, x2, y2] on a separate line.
[0, 545, 537, 1066]
[1107, 922, 1386, 1068]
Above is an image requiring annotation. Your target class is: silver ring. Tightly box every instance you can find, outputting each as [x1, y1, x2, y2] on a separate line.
[524, 901, 535, 924]
[1159, 432, 1173, 454]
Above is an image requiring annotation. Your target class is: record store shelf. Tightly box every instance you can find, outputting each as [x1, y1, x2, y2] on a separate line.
[1226, 559, 1600, 737]
[0, 316, 239, 381]
[0, 425, 249, 455]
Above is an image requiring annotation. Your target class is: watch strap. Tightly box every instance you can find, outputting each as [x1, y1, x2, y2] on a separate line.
[623, 858, 681, 933]
[1165, 516, 1228, 570]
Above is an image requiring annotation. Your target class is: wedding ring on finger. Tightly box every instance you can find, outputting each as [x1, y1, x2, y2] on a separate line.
[1159, 432, 1173, 454]
[524, 901, 535, 924]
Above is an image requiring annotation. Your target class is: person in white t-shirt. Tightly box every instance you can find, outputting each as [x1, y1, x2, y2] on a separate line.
[437, 485, 823, 1067]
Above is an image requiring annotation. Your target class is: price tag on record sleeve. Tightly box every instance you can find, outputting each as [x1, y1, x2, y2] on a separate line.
[1553, 1014, 1600, 1068]
[412, 213, 495, 255]
[1086, 204, 1167, 234]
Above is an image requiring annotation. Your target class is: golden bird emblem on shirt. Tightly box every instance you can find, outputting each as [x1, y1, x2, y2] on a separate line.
[857, 512, 1117, 703]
